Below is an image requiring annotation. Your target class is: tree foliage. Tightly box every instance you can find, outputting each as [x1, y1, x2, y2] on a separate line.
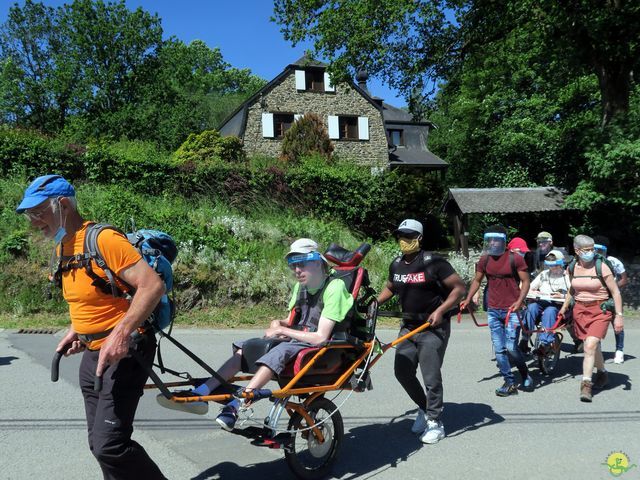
[273, 0, 640, 126]
[274, 0, 640, 252]
[280, 113, 334, 164]
[0, 0, 266, 148]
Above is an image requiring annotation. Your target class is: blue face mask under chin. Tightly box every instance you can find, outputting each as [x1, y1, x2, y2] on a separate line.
[579, 251, 595, 263]
[54, 226, 67, 244]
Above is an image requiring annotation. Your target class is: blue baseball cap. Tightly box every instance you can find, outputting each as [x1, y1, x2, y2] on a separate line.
[16, 175, 75, 213]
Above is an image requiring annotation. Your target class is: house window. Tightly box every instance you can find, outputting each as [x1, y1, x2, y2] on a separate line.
[388, 129, 404, 146]
[274, 113, 295, 138]
[305, 70, 325, 92]
[339, 116, 359, 140]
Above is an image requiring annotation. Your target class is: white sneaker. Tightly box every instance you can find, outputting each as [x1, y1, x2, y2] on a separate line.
[411, 409, 427, 433]
[420, 419, 445, 444]
[614, 350, 625, 364]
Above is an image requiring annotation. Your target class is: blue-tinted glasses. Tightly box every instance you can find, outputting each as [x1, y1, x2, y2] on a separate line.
[594, 244, 607, 254]
[288, 251, 322, 269]
[544, 260, 564, 267]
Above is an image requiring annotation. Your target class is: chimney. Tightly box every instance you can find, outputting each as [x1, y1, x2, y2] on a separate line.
[355, 69, 369, 94]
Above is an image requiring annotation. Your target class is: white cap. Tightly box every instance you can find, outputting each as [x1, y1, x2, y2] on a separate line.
[546, 249, 565, 261]
[394, 219, 423, 236]
[285, 238, 327, 263]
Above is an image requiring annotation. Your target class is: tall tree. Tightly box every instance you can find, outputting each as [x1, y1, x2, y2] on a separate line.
[273, 0, 640, 126]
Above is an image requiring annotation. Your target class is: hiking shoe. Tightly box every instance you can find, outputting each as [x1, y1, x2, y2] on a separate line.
[580, 380, 593, 402]
[420, 419, 445, 444]
[521, 375, 534, 392]
[614, 350, 625, 364]
[518, 338, 531, 354]
[156, 390, 208, 415]
[495, 382, 518, 397]
[216, 403, 239, 431]
[411, 408, 428, 434]
[593, 370, 609, 390]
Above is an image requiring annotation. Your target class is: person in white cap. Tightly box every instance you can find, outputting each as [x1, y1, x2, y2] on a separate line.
[524, 249, 570, 354]
[157, 238, 353, 431]
[377, 219, 465, 444]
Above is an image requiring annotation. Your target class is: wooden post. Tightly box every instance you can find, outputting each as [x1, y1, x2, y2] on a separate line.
[453, 214, 461, 252]
[461, 214, 469, 258]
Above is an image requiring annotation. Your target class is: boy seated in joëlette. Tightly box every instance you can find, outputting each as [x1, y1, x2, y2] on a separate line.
[156, 238, 353, 431]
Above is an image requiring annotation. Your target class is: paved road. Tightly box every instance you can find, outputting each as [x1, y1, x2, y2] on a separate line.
[2, 319, 639, 480]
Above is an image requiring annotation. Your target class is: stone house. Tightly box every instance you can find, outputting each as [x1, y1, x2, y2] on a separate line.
[218, 55, 447, 173]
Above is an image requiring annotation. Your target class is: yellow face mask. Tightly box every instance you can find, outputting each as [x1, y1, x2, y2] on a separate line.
[399, 237, 420, 254]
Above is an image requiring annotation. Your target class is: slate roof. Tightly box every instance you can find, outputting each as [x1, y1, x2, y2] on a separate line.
[443, 187, 569, 215]
[389, 148, 448, 169]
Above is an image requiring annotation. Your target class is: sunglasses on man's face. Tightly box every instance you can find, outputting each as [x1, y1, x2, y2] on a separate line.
[23, 200, 53, 222]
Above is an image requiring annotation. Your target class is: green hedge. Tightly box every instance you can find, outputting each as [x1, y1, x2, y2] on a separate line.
[0, 128, 445, 240]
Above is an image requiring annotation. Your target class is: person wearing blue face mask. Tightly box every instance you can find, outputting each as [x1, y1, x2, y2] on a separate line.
[524, 250, 570, 355]
[559, 235, 623, 402]
[461, 225, 532, 396]
[593, 235, 628, 364]
[17, 175, 167, 479]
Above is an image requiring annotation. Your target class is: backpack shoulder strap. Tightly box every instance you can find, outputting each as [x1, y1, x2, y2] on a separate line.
[84, 223, 131, 297]
[568, 258, 576, 279]
[595, 257, 612, 294]
[509, 251, 519, 282]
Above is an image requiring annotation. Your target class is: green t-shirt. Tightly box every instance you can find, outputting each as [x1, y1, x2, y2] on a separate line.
[288, 277, 354, 323]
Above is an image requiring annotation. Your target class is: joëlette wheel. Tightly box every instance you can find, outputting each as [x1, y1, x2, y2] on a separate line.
[284, 397, 344, 480]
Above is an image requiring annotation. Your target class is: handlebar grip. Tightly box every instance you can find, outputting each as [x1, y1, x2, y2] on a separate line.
[51, 343, 73, 382]
[94, 375, 103, 392]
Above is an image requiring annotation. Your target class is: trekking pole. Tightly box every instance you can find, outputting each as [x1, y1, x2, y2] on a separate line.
[51, 343, 72, 382]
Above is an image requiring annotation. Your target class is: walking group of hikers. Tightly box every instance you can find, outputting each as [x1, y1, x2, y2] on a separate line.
[16, 175, 628, 479]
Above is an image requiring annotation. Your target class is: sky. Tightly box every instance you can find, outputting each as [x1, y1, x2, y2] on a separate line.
[0, 0, 406, 106]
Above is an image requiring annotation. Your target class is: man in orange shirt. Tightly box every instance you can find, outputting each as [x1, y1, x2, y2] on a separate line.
[17, 175, 166, 479]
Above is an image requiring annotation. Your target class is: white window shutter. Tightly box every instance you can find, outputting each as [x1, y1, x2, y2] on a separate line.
[358, 116, 369, 140]
[295, 70, 306, 90]
[324, 72, 335, 92]
[261, 113, 274, 138]
[294, 114, 303, 122]
[328, 115, 339, 139]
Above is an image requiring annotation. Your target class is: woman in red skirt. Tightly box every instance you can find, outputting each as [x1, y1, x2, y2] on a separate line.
[560, 235, 623, 402]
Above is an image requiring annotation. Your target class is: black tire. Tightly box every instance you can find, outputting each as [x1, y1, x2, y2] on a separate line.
[284, 397, 343, 480]
[537, 333, 562, 375]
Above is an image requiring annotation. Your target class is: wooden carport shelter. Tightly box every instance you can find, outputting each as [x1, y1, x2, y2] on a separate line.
[442, 187, 569, 257]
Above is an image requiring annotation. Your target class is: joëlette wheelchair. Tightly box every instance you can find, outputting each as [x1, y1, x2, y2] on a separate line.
[50, 242, 434, 480]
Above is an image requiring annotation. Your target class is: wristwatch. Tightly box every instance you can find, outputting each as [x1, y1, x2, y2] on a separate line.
[615, 312, 624, 316]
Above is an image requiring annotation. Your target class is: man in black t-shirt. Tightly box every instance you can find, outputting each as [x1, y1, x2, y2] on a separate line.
[377, 219, 465, 445]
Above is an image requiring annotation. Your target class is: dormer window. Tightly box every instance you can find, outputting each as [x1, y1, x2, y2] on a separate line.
[388, 129, 404, 147]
